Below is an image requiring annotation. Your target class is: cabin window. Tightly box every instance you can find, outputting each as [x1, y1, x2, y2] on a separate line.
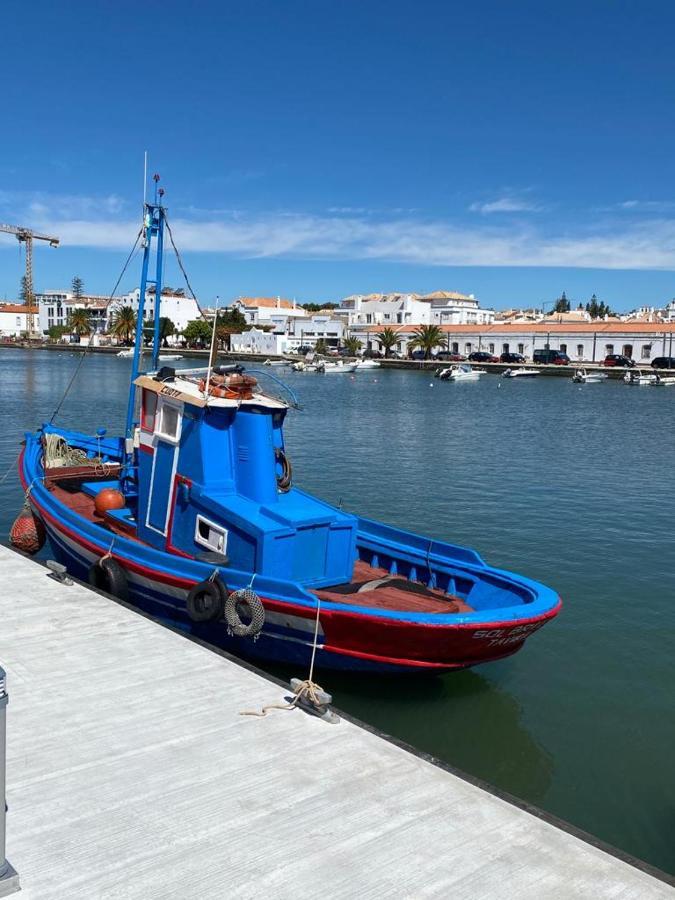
[141, 390, 157, 432]
[194, 516, 227, 554]
[156, 400, 182, 442]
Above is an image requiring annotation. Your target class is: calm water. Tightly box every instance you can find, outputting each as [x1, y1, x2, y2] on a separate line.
[1, 348, 673, 875]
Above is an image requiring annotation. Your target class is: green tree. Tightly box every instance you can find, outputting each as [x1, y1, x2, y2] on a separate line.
[182, 319, 213, 346]
[407, 324, 446, 359]
[142, 316, 176, 347]
[68, 308, 92, 336]
[71, 276, 84, 301]
[19, 275, 29, 304]
[301, 302, 340, 313]
[375, 327, 400, 357]
[314, 338, 328, 355]
[217, 306, 248, 331]
[48, 324, 68, 341]
[111, 306, 137, 344]
[342, 336, 362, 355]
[553, 291, 570, 313]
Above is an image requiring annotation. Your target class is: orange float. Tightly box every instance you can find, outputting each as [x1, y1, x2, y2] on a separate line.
[94, 488, 126, 517]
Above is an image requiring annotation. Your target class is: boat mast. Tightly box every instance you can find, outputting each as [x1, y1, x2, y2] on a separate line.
[124, 172, 166, 442]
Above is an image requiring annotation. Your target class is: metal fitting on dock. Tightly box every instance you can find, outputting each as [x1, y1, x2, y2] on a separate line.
[0, 667, 19, 897]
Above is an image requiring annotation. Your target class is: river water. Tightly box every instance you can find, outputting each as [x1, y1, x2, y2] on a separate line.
[1, 348, 673, 875]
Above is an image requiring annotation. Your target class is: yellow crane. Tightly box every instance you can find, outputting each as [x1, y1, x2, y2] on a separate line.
[0, 223, 60, 337]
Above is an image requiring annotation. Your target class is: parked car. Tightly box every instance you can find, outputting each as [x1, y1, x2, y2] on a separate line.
[468, 351, 499, 363]
[436, 351, 466, 362]
[409, 350, 426, 360]
[651, 356, 675, 369]
[532, 349, 570, 365]
[500, 352, 526, 363]
[603, 354, 635, 367]
[364, 349, 384, 359]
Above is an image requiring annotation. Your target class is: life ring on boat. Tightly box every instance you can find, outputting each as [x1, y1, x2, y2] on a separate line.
[186, 576, 226, 623]
[224, 588, 265, 638]
[275, 447, 292, 493]
[198, 373, 257, 401]
[88, 557, 128, 601]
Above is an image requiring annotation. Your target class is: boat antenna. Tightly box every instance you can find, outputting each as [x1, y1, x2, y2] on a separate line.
[204, 295, 220, 399]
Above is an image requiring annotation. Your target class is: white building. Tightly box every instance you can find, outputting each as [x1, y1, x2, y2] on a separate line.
[231, 297, 308, 328]
[356, 321, 675, 362]
[118, 288, 201, 340]
[417, 291, 495, 325]
[36, 291, 110, 334]
[337, 293, 429, 327]
[0, 303, 35, 337]
[230, 328, 291, 355]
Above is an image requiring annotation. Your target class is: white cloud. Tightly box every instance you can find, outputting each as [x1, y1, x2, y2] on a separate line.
[4, 191, 675, 270]
[617, 199, 675, 212]
[469, 196, 540, 214]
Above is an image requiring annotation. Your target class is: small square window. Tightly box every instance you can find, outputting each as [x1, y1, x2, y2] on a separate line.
[142, 390, 157, 432]
[194, 516, 227, 554]
[156, 401, 181, 442]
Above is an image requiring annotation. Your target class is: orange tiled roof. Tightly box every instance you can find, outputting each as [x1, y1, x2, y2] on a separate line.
[418, 290, 474, 301]
[0, 304, 37, 314]
[237, 297, 296, 309]
[358, 322, 675, 334]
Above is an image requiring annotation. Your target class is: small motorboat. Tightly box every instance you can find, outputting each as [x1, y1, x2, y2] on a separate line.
[438, 364, 485, 381]
[355, 359, 381, 370]
[572, 368, 608, 383]
[651, 373, 675, 386]
[624, 369, 657, 385]
[263, 358, 291, 367]
[319, 361, 358, 374]
[116, 349, 134, 358]
[158, 354, 182, 361]
[502, 368, 539, 378]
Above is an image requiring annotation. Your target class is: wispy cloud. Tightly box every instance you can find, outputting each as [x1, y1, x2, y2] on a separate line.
[3, 190, 675, 270]
[469, 196, 541, 214]
[617, 199, 675, 212]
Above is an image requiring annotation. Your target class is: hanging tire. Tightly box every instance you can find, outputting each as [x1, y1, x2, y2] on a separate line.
[88, 557, 128, 601]
[186, 576, 226, 623]
[275, 447, 292, 493]
[225, 588, 265, 638]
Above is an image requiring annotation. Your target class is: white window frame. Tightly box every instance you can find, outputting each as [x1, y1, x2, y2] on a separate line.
[155, 398, 183, 443]
[194, 515, 228, 554]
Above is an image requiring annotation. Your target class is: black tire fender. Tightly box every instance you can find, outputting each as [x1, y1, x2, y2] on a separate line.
[88, 557, 128, 602]
[186, 576, 226, 623]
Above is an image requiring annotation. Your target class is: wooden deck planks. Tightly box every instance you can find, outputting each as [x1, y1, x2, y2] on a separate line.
[0, 545, 671, 899]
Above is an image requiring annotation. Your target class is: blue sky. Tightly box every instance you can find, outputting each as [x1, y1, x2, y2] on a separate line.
[2, 0, 675, 310]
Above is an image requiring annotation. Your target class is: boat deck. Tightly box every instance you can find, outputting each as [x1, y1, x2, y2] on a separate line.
[47, 474, 473, 614]
[0, 545, 671, 899]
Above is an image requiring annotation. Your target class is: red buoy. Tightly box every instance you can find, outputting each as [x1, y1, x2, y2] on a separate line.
[94, 488, 125, 518]
[10, 506, 46, 555]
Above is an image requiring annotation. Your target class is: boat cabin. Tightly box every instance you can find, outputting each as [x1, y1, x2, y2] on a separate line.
[130, 368, 357, 587]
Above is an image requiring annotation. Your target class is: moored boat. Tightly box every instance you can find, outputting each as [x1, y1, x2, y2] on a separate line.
[572, 368, 608, 383]
[438, 364, 485, 381]
[15, 182, 561, 674]
[502, 368, 539, 378]
[624, 369, 657, 385]
[355, 359, 381, 369]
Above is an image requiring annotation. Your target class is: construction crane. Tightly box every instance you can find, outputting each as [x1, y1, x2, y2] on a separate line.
[0, 223, 60, 337]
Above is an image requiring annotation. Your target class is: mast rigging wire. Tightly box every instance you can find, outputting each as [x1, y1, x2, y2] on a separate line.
[49, 229, 143, 424]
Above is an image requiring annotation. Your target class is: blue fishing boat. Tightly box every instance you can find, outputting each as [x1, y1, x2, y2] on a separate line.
[15, 183, 561, 673]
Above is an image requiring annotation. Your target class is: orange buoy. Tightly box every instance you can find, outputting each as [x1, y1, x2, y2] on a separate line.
[94, 488, 126, 517]
[10, 506, 46, 555]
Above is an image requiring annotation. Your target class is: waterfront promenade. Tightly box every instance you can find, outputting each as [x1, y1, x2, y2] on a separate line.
[0, 544, 672, 898]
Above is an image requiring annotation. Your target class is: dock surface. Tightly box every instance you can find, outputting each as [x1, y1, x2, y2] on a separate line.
[0, 545, 671, 899]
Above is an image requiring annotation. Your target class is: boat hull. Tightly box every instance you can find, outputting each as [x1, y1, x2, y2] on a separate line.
[19, 443, 561, 675]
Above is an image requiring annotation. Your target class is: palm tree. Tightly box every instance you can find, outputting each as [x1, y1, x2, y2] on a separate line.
[407, 324, 445, 359]
[111, 306, 137, 344]
[342, 336, 362, 355]
[68, 308, 92, 337]
[375, 327, 400, 358]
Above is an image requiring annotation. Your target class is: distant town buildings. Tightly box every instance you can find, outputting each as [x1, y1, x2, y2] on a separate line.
[0, 303, 36, 336]
[117, 287, 201, 338]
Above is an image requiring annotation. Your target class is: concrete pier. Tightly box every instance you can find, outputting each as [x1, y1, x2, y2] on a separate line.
[0, 544, 672, 899]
